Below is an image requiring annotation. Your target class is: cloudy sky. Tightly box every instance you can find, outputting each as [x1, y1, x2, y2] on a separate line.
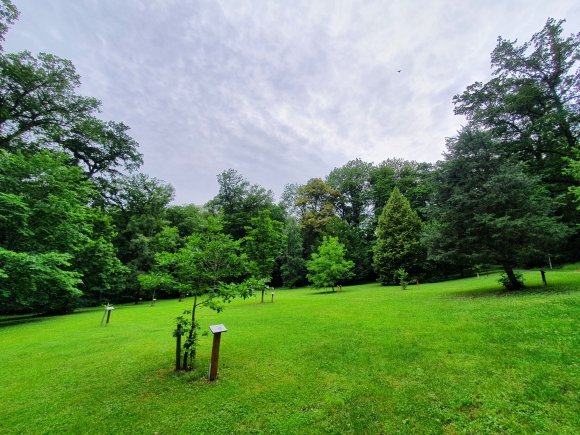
[5, 0, 580, 204]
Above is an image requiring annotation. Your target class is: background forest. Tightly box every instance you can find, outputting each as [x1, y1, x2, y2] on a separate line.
[1, 0, 578, 315]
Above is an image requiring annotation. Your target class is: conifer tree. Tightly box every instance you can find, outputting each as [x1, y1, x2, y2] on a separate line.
[373, 187, 422, 285]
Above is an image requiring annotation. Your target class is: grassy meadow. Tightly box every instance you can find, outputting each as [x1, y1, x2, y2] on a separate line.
[1, 268, 579, 434]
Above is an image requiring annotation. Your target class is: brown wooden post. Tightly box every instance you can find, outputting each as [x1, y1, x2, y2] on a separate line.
[175, 324, 182, 371]
[208, 324, 227, 381]
[540, 270, 547, 287]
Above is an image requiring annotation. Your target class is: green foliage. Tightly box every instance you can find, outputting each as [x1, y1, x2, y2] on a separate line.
[369, 159, 433, 222]
[51, 117, 142, 179]
[323, 218, 373, 280]
[279, 217, 306, 287]
[0, 248, 82, 313]
[165, 204, 205, 237]
[326, 159, 373, 227]
[243, 209, 286, 281]
[373, 187, 422, 285]
[396, 267, 409, 290]
[207, 169, 281, 240]
[0, 49, 142, 181]
[564, 148, 580, 209]
[0, 0, 18, 51]
[426, 129, 570, 289]
[109, 173, 174, 297]
[453, 18, 579, 246]
[498, 271, 525, 290]
[0, 50, 99, 150]
[295, 178, 339, 252]
[0, 150, 125, 312]
[141, 216, 261, 369]
[306, 236, 354, 290]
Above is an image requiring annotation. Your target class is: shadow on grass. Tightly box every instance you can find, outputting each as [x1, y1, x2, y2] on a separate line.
[309, 289, 343, 295]
[448, 284, 578, 300]
[0, 313, 47, 328]
[0, 306, 102, 329]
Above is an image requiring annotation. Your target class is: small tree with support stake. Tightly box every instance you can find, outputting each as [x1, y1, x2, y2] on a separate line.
[142, 217, 266, 371]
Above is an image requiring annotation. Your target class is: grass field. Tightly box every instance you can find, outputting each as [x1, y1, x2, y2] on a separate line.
[1, 269, 579, 434]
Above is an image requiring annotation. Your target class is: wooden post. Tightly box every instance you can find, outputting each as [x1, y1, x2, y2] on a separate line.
[540, 270, 547, 287]
[208, 324, 227, 381]
[104, 304, 114, 326]
[271, 290, 275, 303]
[175, 324, 182, 371]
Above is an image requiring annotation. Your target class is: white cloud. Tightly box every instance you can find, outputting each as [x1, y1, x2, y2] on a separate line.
[4, 0, 580, 203]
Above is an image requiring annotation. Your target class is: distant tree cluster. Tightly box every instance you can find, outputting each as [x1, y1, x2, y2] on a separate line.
[1, 0, 578, 320]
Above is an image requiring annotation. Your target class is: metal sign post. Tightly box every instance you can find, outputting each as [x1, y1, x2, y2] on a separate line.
[208, 324, 227, 381]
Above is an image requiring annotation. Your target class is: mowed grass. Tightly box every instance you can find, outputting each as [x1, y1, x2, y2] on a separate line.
[1, 269, 579, 434]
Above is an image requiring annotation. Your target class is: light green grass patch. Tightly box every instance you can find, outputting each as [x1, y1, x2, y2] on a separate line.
[1, 268, 579, 433]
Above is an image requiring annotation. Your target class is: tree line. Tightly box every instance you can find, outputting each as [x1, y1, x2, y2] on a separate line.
[1, 1, 578, 315]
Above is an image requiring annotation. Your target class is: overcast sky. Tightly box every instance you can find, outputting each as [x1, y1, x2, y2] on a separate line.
[5, 0, 580, 204]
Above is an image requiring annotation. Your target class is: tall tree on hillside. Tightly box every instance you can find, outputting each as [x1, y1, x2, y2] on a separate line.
[425, 129, 570, 290]
[373, 187, 422, 285]
[453, 18, 579, 239]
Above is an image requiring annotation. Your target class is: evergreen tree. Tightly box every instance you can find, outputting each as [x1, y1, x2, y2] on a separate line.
[425, 129, 570, 290]
[373, 187, 422, 285]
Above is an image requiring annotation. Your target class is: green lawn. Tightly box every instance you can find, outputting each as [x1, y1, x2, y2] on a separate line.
[1, 269, 579, 434]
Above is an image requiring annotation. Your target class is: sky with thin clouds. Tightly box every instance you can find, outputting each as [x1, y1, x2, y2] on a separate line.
[5, 0, 580, 204]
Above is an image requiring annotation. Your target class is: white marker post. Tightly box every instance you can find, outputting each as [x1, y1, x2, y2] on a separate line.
[208, 324, 227, 381]
[100, 303, 115, 327]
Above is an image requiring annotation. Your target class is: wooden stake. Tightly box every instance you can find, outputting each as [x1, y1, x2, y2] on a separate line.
[175, 325, 182, 371]
[208, 324, 227, 381]
[540, 270, 547, 287]
[209, 333, 222, 381]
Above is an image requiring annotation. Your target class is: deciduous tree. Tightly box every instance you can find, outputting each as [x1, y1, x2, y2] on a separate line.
[306, 236, 354, 291]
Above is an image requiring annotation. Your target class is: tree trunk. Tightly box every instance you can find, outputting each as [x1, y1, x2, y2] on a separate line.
[182, 295, 198, 371]
[503, 265, 524, 290]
